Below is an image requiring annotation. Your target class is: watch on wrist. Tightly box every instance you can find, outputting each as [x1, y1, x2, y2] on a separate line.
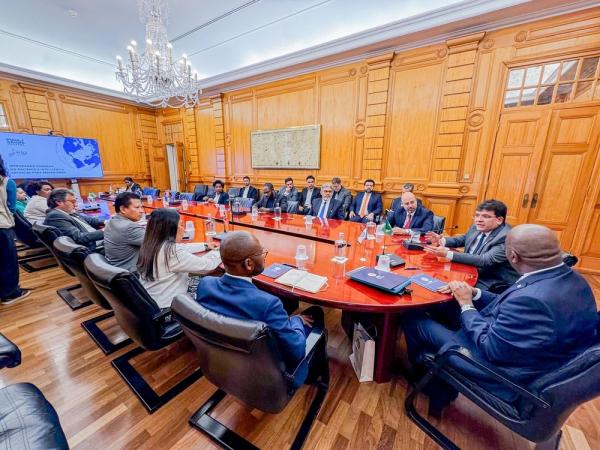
[460, 304, 476, 313]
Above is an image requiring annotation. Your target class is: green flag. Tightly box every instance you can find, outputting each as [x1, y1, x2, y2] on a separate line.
[384, 218, 393, 235]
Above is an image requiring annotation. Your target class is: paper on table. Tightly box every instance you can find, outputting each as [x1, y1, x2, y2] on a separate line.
[275, 269, 328, 293]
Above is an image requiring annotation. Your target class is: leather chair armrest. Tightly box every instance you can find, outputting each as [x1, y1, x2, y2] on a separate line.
[152, 307, 172, 323]
[433, 345, 549, 409]
[286, 328, 326, 380]
[0, 332, 21, 369]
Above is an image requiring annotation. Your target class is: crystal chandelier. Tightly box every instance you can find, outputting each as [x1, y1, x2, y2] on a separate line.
[115, 0, 201, 108]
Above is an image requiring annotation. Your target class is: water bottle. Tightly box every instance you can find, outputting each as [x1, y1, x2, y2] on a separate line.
[181, 198, 189, 211]
[334, 232, 347, 261]
[108, 184, 113, 195]
[366, 221, 376, 240]
[184, 221, 195, 240]
[375, 223, 385, 243]
[251, 204, 258, 219]
[274, 204, 282, 220]
[162, 195, 169, 208]
[232, 200, 241, 214]
[205, 215, 216, 237]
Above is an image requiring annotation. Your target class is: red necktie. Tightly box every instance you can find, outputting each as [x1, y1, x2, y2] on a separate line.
[403, 213, 413, 228]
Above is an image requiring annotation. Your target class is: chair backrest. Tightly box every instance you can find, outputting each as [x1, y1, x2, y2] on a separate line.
[561, 252, 578, 267]
[84, 253, 165, 350]
[32, 223, 74, 276]
[178, 192, 194, 201]
[228, 187, 240, 197]
[286, 200, 299, 214]
[142, 187, 159, 197]
[52, 236, 111, 309]
[237, 197, 255, 209]
[193, 184, 208, 196]
[522, 342, 600, 441]
[206, 187, 215, 197]
[13, 210, 42, 248]
[432, 215, 446, 234]
[171, 295, 291, 413]
[390, 196, 401, 211]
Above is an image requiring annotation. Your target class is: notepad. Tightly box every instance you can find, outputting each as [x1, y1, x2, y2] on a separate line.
[409, 274, 447, 292]
[262, 263, 294, 279]
[275, 269, 328, 293]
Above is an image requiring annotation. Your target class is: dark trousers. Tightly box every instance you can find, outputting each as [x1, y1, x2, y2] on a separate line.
[0, 228, 21, 300]
[299, 306, 329, 386]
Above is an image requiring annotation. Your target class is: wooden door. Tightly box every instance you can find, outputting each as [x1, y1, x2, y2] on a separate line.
[527, 106, 600, 247]
[485, 110, 552, 225]
[175, 142, 187, 192]
[149, 143, 170, 191]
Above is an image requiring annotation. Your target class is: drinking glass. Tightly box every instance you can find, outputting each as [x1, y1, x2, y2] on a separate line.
[376, 254, 391, 272]
[274, 206, 282, 220]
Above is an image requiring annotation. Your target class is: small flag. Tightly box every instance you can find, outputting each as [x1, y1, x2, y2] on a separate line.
[357, 227, 368, 244]
[384, 218, 393, 235]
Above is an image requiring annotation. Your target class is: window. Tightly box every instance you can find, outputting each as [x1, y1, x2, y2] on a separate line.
[503, 55, 600, 108]
[0, 104, 7, 128]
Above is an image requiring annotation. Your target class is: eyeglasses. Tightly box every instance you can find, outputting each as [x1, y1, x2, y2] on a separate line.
[228, 249, 269, 262]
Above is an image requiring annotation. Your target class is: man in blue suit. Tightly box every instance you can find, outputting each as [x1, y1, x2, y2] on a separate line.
[349, 179, 383, 223]
[196, 231, 327, 388]
[387, 192, 433, 234]
[403, 224, 598, 405]
[309, 183, 344, 220]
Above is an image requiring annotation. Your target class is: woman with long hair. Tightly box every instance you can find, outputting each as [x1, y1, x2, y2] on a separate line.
[24, 180, 54, 224]
[0, 155, 31, 304]
[137, 208, 221, 308]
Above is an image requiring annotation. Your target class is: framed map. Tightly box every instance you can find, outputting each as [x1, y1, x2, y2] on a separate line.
[251, 124, 321, 169]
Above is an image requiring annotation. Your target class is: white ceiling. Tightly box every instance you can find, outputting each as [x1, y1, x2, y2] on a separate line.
[0, 0, 597, 99]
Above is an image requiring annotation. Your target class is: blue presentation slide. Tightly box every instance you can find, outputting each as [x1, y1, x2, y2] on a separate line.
[0, 132, 103, 179]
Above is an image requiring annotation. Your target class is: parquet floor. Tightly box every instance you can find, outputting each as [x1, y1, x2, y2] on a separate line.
[1, 264, 599, 450]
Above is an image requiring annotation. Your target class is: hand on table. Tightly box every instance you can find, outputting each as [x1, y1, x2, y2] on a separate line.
[447, 281, 475, 306]
[392, 227, 410, 235]
[423, 245, 449, 258]
[425, 231, 442, 246]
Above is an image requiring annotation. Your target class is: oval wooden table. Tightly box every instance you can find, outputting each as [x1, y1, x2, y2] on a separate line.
[95, 199, 477, 382]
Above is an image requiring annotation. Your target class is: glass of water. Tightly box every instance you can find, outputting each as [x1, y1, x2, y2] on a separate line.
[274, 206, 282, 220]
[376, 254, 391, 272]
[295, 244, 308, 269]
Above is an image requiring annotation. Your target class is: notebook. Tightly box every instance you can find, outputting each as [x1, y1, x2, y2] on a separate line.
[347, 266, 411, 294]
[409, 274, 447, 292]
[262, 263, 294, 279]
[275, 269, 328, 293]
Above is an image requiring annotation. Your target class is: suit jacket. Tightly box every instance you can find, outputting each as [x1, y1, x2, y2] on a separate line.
[209, 192, 229, 205]
[277, 186, 299, 202]
[309, 197, 344, 220]
[256, 193, 288, 212]
[390, 196, 422, 210]
[387, 204, 434, 232]
[126, 183, 143, 196]
[332, 187, 352, 215]
[444, 264, 598, 401]
[444, 223, 519, 290]
[239, 185, 259, 202]
[44, 208, 104, 250]
[196, 274, 309, 387]
[299, 187, 321, 208]
[350, 191, 383, 218]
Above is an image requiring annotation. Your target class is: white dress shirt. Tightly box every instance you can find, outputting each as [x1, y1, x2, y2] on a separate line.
[242, 186, 250, 198]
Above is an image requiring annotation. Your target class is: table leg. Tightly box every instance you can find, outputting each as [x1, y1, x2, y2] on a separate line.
[373, 312, 400, 383]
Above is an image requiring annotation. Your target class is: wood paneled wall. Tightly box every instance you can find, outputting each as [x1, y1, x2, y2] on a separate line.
[156, 7, 600, 273]
[0, 76, 159, 194]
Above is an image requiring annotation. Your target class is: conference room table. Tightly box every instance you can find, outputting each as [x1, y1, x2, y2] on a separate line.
[92, 198, 477, 383]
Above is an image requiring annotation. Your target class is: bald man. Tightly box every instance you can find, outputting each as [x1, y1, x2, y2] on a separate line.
[403, 224, 598, 405]
[195, 231, 327, 388]
[387, 192, 434, 234]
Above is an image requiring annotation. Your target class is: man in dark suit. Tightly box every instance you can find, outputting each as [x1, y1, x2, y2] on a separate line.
[424, 199, 519, 291]
[239, 176, 259, 203]
[349, 179, 383, 223]
[331, 177, 352, 218]
[297, 175, 321, 215]
[387, 192, 433, 234]
[44, 188, 104, 251]
[404, 224, 599, 404]
[196, 231, 327, 388]
[205, 180, 229, 205]
[256, 183, 288, 212]
[277, 177, 299, 202]
[309, 183, 344, 220]
[123, 177, 142, 196]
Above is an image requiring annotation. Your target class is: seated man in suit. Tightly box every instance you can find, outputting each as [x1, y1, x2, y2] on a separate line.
[424, 199, 519, 291]
[256, 182, 288, 212]
[403, 224, 599, 406]
[309, 183, 344, 220]
[387, 192, 433, 234]
[277, 177, 299, 202]
[239, 176, 259, 203]
[297, 175, 321, 215]
[331, 177, 352, 217]
[349, 179, 383, 223]
[205, 180, 229, 205]
[104, 192, 146, 272]
[196, 231, 327, 388]
[44, 188, 104, 251]
[123, 177, 142, 196]
[391, 183, 422, 210]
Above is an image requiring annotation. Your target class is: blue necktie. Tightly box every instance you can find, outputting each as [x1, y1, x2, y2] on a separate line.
[471, 233, 486, 255]
[318, 201, 328, 218]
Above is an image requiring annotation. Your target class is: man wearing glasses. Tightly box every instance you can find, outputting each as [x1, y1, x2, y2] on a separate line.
[44, 188, 105, 251]
[195, 231, 327, 388]
[424, 199, 519, 291]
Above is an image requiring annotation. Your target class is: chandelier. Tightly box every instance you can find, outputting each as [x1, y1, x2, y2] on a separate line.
[115, 0, 201, 108]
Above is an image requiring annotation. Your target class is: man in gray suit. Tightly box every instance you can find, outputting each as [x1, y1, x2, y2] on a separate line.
[424, 199, 519, 291]
[44, 188, 104, 251]
[331, 177, 352, 218]
[277, 177, 299, 202]
[104, 192, 146, 272]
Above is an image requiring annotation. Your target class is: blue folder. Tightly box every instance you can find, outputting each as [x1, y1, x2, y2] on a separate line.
[347, 267, 411, 294]
[409, 274, 447, 292]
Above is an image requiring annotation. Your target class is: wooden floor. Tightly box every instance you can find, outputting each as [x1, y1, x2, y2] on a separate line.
[1, 263, 599, 450]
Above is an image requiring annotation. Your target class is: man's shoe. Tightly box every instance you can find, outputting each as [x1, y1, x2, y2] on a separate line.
[2, 289, 31, 305]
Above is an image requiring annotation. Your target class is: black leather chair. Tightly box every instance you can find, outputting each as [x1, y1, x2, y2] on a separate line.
[561, 251, 578, 267]
[193, 184, 208, 201]
[405, 337, 600, 450]
[205, 186, 216, 198]
[228, 187, 240, 198]
[142, 187, 160, 197]
[432, 215, 446, 235]
[13, 211, 57, 272]
[32, 223, 92, 310]
[83, 253, 202, 412]
[171, 294, 329, 450]
[0, 332, 68, 449]
[53, 237, 132, 355]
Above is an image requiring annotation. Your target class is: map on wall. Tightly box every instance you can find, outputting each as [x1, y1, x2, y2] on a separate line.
[251, 124, 321, 169]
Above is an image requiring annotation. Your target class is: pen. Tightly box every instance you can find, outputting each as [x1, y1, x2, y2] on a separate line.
[405, 267, 421, 270]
